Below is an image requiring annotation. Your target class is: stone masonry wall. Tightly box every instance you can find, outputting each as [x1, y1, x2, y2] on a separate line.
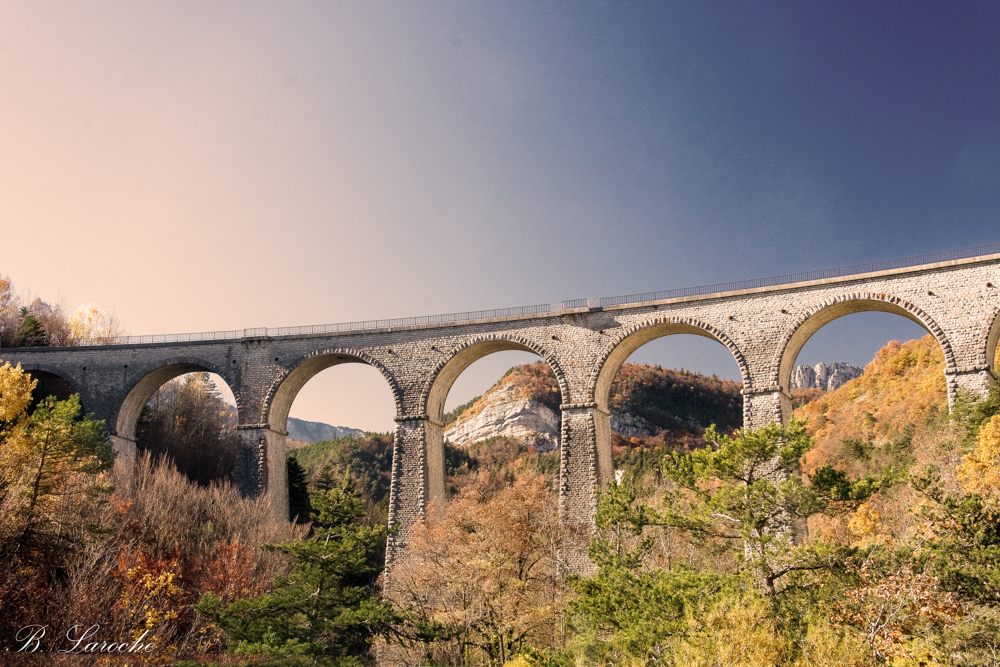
[2, 254, 999, 569]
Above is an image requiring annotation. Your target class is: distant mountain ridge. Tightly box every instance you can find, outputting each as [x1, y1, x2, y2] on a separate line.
[287, 417, 365, 443]
[790, 362, 863, 391]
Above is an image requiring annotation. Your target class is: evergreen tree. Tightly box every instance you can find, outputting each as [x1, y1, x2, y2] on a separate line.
[11, 307, 48, 347]
[315, 463, 338, 492]
[197, 474, 398, 665]
[287, 456, 312, 524]
[655, 419, 878, 595]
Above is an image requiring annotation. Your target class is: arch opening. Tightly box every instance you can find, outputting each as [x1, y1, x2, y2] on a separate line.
[592, 322, 747, 474]
[135, 371, 238, 486]
[116, 362, 225, 441]
[22, 369, 78, 412]
[778, 301, 956, 486]
[593, 321, 749, 417]
[117, 363, 238, 486]
[265, 352, 400, 436]
[264, 350, 400, 523]
[776, 298, 945, 394]
[426, 340, 558, 425]
[424, 340, 567, 498]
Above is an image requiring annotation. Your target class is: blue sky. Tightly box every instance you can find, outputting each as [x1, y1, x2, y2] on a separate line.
[1, 2, 997, 429]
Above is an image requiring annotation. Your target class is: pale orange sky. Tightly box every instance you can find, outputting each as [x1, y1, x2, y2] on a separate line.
[1, 2, 979, 430]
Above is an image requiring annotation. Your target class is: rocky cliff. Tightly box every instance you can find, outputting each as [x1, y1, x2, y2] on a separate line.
[444, 381, 561, 451]
[443, 362, 743, 450]
[790, 362, 863, 391]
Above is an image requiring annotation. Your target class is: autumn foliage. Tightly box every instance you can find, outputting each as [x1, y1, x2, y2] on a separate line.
[0, 358, 301, 665]
[384, 472, 570, 667]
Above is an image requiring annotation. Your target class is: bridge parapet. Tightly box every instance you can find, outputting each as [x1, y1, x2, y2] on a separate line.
[1, 247, 999, 571]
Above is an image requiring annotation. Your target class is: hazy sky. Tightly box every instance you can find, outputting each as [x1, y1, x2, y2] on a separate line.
[2, 2, 998, 431]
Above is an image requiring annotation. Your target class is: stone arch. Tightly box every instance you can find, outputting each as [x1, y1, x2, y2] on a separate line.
[771, 292, 956, 391]
[588, 316, 752, 413]
[261, 348, 403, 434]
[18, 364, 81, 408]
[114, 357, 231, 441]
[981, 306, 1000, 375]
[420, 334, 569, 424]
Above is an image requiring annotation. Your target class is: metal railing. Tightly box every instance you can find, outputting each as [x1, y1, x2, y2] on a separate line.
[79, 242, 1000, 347]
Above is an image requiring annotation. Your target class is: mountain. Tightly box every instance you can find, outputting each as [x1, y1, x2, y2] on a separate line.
[287, 417, 365, 444]
[790, 361, 864, 391]
[444, 363, 562, 451]
[794, 335, 948, 477]
[443, 362, 744, 451]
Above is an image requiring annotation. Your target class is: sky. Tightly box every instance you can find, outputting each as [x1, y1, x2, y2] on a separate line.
[1, 1, 998, 431]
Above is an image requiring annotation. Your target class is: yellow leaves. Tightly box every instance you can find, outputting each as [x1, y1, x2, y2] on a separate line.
[0, 362, 37, 517]
[673, 597, 790, 667]
[849, 502, 882, 546]
[957, 414, 1000, 496]
[0, 360, 35, 424]
[68, 302, 125, 344]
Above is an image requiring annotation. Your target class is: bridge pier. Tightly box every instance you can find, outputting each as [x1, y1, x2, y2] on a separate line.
[558, 403, 614, 572]
[946, 365, 996, 406]
[235, 424, 289, 522]
[108, 434, 137, 466]
[386, 416, 446, 562]
[742, 387, 791, 430]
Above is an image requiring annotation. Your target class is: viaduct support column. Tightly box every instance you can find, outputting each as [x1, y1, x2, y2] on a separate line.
[235, 424, 289, 523]
[945, 365, 996, 405]
[108, 434, 137, 466]
[742, 386, 792, 430]
[386, 415, 446, 564]
[559, 402, 614, 573]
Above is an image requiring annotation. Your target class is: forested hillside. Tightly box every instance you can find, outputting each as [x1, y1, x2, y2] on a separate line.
[292, 361, 746, 502]
[5, 270, 1000, 666]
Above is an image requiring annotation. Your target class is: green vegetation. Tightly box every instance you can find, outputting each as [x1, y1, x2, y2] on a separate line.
[197, 475, 398, 665]
[610, 362, 743, 436]
[290, 432, 394, 508]
[6, 277, 1000, 667]
[136, 371, 240, 485]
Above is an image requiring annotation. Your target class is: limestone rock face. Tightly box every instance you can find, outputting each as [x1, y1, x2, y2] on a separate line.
[609, 412, 655, 438]
[790, 362, 864, 391]
[444, 382, 560, 452]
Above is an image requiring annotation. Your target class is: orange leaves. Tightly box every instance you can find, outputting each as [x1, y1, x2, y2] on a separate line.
[835, 557, 967, 665]
[957, 414, 1000, 497]
[387, 472, 565, 664]
[796, 336, 947, 477]
[198, 541, 270, 605]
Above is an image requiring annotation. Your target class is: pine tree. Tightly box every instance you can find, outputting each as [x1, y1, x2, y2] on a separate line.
[287, 456, 312, 524]
[196, 474, 398, 665]
[12, 307, 48, 347]
[315, 463, 338, 492]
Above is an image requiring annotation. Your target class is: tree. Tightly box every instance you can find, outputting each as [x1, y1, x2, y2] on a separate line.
[3, 392, 113, 563]
[68, 301, 125, 344]
[385, 472, 566, 667]
[136, 373, 239, 485]
[0, 361, 114, 646]
[11, 307, 48, 347]
[197, 474, 397, 665]
[287, 456, 312, 523]
[654, 420, 876, 595]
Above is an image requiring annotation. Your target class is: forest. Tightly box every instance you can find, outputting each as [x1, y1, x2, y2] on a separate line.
[1, 274, 999, 666]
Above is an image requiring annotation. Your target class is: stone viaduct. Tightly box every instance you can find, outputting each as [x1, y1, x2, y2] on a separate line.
[2, 246, 1000, 563]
